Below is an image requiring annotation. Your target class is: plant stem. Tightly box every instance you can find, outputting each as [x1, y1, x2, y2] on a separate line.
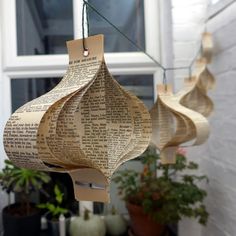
[163, 165, 170, 180]
[84, 209, 90, 221]
[111, 205, 117, 215]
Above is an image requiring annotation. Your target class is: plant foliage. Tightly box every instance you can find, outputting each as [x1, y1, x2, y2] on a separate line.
[113, 147, 209, 225]
[38, 184, 68, 220]
[0, 159, 51, 215]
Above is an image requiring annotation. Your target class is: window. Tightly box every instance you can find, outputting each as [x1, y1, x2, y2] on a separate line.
[88, 0, 145, 52]
[16, 0, 74, 55]
[1, 0, 162, 211]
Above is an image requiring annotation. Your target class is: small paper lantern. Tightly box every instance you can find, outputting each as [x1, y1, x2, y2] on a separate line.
[150, 84, 209, 164]
[3, 35, 152, 202]
[180, 33, 215, 117]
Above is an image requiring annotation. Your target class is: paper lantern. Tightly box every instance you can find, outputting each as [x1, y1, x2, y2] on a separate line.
[3, 35, 152, 202]
[150, 84, 209, 164]
[180, 33, 215, 117]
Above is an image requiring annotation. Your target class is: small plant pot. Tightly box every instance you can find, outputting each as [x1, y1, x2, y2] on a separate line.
[45, 212, 71, 236]
[126, 202, 165, 236]
[2, 203, 41, 236]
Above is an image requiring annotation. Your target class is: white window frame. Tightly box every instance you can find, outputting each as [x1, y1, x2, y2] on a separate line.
[0, 0, 172, 212]
[2, 0, 160, 72]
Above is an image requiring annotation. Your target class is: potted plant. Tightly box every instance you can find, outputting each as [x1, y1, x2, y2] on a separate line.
[113, 147, 209, 236]
[0, 159, 51, 236]
[38, 184, 71, 236]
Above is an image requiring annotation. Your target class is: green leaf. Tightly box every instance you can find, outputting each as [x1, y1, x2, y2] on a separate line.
[112, 146, 209, 225]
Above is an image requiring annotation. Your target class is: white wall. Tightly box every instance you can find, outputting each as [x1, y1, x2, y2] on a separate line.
[172, 0, 209, 92]
[173, 0, 236, 236]
[172, 0, 208, 235]
[201, 1, 236, 235]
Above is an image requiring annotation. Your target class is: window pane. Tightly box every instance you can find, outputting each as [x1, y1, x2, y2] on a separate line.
[11, 77, 61, 112]
[88, 0, 145, 52]
[115, 75, 153, 109]
[11, 75, 153, 112]
[16, 0, 74, 55]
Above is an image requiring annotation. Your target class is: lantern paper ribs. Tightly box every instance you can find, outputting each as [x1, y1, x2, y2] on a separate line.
[150, 84, 209, 164]
[3, 35, 152, 202]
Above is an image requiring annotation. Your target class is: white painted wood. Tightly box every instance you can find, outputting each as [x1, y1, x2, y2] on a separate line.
[3, 52, 156, 73]
[79, 201, 93, 216]
[73, 0, 83, 39]
[0, 1, 10, 229]
[144, 0, 161, 61]
[159, 0, 174, 87]
[2, 0, 17, 70]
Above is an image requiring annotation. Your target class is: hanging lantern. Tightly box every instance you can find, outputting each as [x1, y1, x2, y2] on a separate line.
[180, 32, 215, 117]
[3, 35, 152, 202]
[150, 84, 209, 164]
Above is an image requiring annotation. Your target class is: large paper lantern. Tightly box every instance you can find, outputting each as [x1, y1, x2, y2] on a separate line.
[3, 35, 152, 202]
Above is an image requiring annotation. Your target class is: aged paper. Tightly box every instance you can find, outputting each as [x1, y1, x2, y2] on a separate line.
[150, 32, 214, 164]
[180, 61, 215, 117]
[180, 32, 215, 117]
[150, 84, 209, 164]
[3, 35, 152, 202]
[201, 32, 213, 64]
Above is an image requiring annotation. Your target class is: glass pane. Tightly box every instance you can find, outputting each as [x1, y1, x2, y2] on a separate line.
[88, 0, 145, 52]
[16, 0, 74, 55]
[115, 75, 154, 109]
[11, 75, 153, 112]
[11, 77, 61, 112]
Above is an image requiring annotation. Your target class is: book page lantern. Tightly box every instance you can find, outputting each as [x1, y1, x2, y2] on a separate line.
[3, 35, 152, 202]
[180, 33, 215, 117]
[150, 84, 209, 164]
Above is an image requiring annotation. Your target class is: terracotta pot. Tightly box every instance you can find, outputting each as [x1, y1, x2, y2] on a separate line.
[126, 202, 165, 236]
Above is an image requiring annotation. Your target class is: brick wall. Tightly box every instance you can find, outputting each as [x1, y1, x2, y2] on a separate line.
[173, 0, 236, 235]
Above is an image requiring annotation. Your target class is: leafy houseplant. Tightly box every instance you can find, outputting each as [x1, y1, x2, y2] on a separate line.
[38, 184, 68, 220]
[38, 184, 70, 236]
[0, 159, 51, 236]
[113, 147, 209, 236]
